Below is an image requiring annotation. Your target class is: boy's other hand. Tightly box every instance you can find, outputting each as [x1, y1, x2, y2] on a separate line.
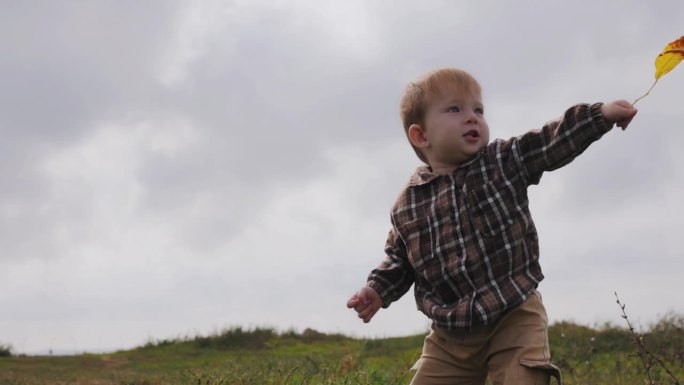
[601, 100, 638, 130]
[347, 287, 382, 323]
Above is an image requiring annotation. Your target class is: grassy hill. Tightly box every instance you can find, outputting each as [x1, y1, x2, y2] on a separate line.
[1, 317, 682, 385]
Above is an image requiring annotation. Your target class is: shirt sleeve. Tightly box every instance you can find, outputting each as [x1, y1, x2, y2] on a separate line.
[511, 103, 613, 185]
[367, 224, 415, 308]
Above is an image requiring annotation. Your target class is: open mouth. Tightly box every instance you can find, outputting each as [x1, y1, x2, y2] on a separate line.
[463, 129, 480, 139]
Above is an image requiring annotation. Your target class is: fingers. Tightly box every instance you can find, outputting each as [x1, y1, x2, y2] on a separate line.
[358, 303, 379, 323]
[346, 293, 360, 308]
[618, 108, 638, 131]
[615, 99, 635, 109]
[347, 292, 371, 313]
[618, 119, 632, 130]
[347, 291, 378, 322]
[348, 287, 382, 323]
[603, 100, 637, 131]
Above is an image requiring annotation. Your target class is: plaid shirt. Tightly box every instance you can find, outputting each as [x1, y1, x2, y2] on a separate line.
[367, 103, 612, 330]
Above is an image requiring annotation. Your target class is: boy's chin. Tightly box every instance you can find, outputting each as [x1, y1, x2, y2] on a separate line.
[472, 141, 488, 152]
[465, 143, 487, 155]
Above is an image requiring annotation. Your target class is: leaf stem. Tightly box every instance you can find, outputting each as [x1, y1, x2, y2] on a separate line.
[633, 79, 658, 105]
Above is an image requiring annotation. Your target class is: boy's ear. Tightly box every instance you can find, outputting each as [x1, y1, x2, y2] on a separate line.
[408, 124, 430, 149]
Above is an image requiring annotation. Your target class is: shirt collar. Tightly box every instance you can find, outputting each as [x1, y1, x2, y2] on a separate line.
[408, 153, 482, 187]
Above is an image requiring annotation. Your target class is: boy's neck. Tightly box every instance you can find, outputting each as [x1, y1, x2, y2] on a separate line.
[428, 162, 460, 175]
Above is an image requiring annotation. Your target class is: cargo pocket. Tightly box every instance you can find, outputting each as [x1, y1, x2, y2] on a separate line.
[519, 360, 562, 385]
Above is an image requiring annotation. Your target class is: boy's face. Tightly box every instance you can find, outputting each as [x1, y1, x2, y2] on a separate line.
[420, 89, 489, 170]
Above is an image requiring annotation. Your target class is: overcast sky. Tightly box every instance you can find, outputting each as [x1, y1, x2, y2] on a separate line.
[2, 1, 683, 355]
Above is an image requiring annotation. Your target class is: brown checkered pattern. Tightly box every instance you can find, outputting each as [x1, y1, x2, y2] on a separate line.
[367, 103, 611, 330]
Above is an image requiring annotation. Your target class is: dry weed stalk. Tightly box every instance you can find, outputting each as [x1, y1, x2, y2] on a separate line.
[615, 292, 681, 385]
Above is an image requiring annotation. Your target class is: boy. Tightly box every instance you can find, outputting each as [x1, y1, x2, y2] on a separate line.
[346, 68, 637, 385]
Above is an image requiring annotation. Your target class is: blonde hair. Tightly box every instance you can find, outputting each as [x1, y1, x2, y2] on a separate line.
[399, 68, 482, 162]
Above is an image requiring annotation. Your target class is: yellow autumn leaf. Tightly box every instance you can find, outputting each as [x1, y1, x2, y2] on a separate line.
[633, 35, 684, 105]
[655, 36, 684, 79]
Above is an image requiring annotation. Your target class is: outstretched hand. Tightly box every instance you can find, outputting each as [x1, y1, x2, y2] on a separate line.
[347, 287, 382, 323]
[601, 100, 638, 130]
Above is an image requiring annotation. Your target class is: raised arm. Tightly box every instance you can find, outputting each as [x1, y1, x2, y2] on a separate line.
[511, 101, 636, 185]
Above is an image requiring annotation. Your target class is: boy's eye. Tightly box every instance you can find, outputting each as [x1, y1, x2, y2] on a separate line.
[447, 106, 460, 113]
[475, 107, 484, 114]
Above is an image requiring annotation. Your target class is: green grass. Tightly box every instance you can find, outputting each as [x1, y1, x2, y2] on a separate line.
[0, 320, 682, 385]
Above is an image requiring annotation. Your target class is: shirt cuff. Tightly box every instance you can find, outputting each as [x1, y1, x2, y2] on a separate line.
[590, 102, 613, 134]
[367, 280, 392, 309]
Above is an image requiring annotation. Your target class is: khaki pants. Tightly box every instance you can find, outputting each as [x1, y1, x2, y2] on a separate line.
[410, 290, 561, 385]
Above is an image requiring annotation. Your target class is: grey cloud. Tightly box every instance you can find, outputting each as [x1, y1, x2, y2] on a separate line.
[2, 0, 683, 353]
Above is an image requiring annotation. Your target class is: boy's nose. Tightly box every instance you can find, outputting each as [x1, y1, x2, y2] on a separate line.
[465, 113, 479, 124]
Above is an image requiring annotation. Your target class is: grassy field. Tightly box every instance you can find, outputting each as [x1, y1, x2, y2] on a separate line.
[1, 316, 682, 385]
